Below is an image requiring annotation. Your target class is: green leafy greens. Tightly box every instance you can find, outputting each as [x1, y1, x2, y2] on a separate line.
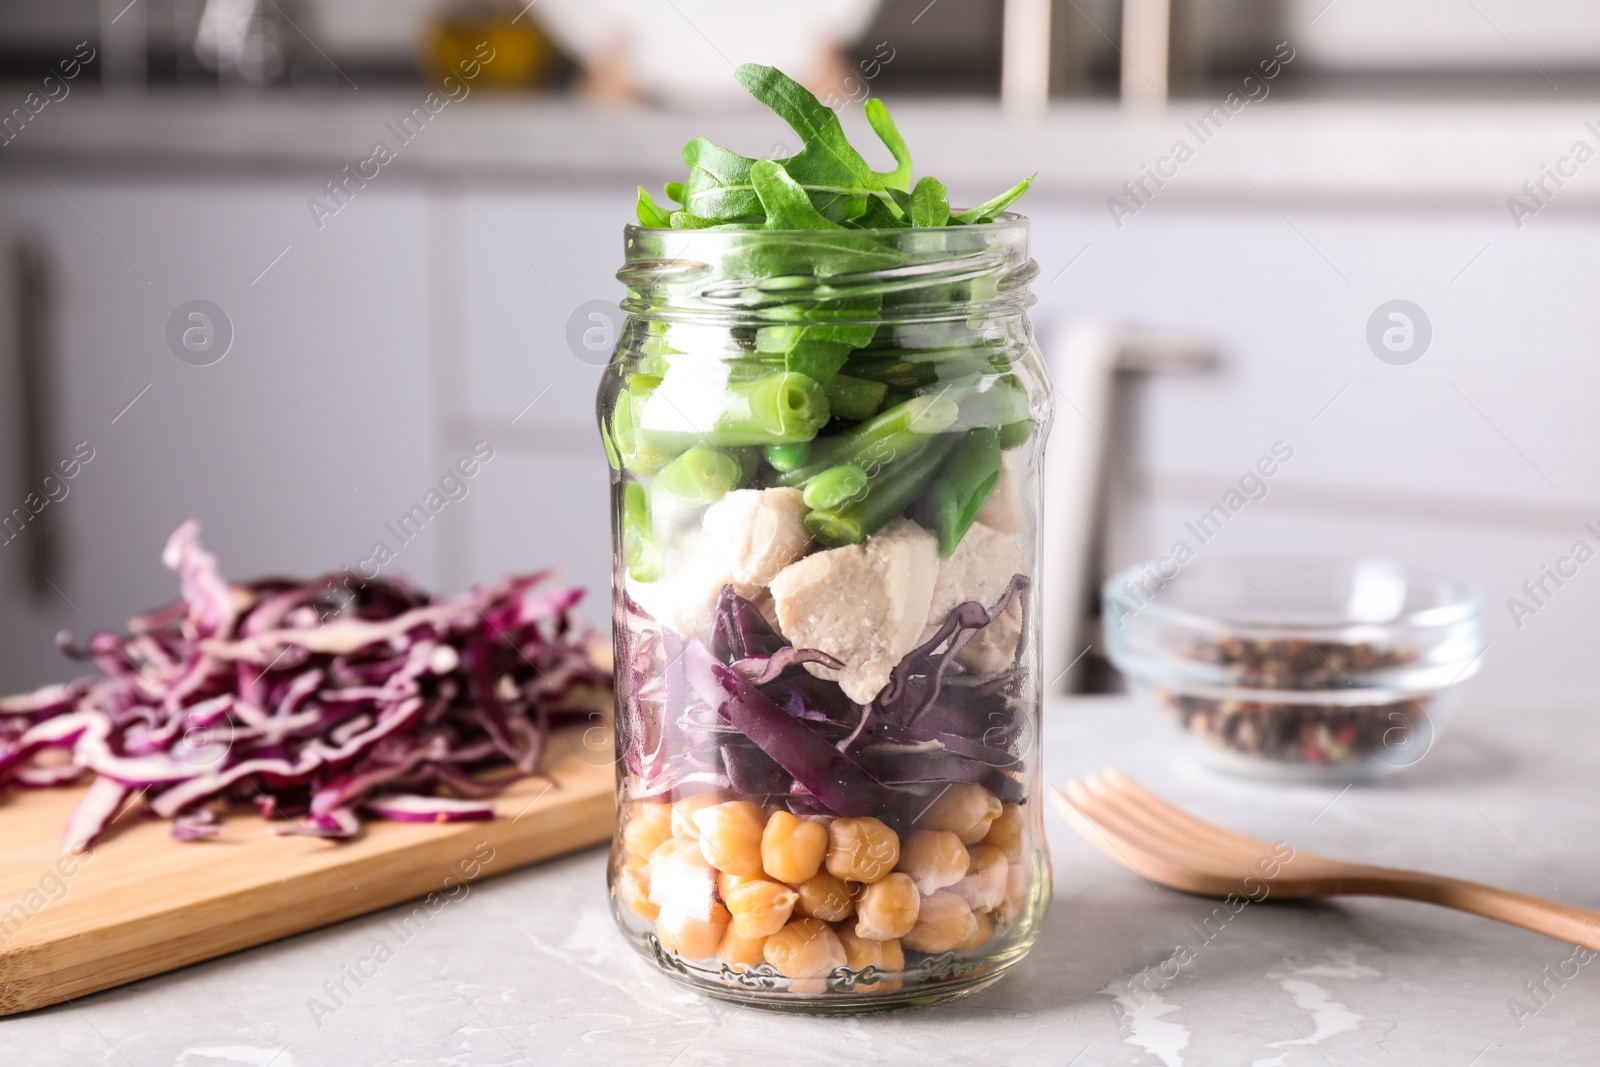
[636, 64, 1032, 231]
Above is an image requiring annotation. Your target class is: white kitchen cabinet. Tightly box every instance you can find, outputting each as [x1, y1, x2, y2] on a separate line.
[460, 448, 615, 628]
[1022, 202, 1600, 702]
[0, 177, 437, 692]
[430, 181, 632, 625]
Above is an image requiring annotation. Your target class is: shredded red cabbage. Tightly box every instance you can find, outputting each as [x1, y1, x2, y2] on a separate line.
[624, 579, 1032, 819]
[0, 520, 609, 851]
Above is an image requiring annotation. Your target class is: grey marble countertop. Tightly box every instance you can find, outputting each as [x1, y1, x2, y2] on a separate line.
[4, 692, 1597, 1066]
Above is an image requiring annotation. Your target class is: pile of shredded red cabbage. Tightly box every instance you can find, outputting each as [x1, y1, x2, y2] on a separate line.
[0, 521, 609, 851]
[618, 577, 1031, 820]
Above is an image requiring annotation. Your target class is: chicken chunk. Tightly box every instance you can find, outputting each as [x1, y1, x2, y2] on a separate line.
[625, 513, 738, 642]
[975, 449, 1026, 536]
[768, 518, 939, 704]
[701, 488, 812, 600]
[919, 522, 1027, 677]
[624, 535, 729, 643]
[627, 488, 811, 641]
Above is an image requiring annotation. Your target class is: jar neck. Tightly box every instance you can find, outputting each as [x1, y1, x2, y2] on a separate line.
[616, 216, 1038, 327]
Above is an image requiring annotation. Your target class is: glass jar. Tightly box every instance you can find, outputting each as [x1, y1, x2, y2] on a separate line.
[598, 215, 1053, 1012]
[1103, 556, 1484, 782]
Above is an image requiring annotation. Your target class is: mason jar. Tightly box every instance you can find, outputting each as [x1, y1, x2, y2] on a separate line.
[598, 215, 1053, 1012]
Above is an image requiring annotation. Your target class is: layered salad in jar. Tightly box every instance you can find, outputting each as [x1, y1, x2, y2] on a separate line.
[602, 65, 1049, 999]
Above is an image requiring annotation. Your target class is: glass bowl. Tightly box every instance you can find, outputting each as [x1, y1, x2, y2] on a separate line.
[1102, 557, 1484, 782]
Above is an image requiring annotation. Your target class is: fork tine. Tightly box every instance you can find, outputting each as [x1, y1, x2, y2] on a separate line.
[1065, 777, 1241, 877]
[1080, 772, 1264, 870]
[1049, 785, 1242, 897]
[1103, 769, 1283, 858]
[1051, 784, 1186, 881]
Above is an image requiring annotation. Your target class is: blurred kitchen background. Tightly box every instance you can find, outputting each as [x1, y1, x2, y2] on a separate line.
[2, 0, 1599, 709]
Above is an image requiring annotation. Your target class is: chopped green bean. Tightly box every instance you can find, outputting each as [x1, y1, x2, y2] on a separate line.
[763, 441, 812, 472]
[734, 447, 761, 483]
[880, 389, 913, 411]
[957, 374, 1030, 432]
[638, 371, 830, 449]
[804, 434, 960, 547]
[774, 394, 958, 487]
[653, 447, 742, 503]
[609, 389, 678, 475]
[843, 354, 994, 390]
[801, 464, 869, 510]
[999, 418, 1034, 450]
[823, 374, 888, 421]
[911, 428, 1002, 557]
[622, 482, 662, 582]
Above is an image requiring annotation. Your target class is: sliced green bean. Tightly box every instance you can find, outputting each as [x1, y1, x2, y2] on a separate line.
[763, 441, 812, 472]
[801, 464, 868, 511]
[653, 447, 742, 503]
[843, 354, 993, 390]
[999, 418, 1034, 450]
[823, 374, 888, 422]
[804, 435, 960, 548]
[774, 394, 958, 487]
[609, 389, 678, 475]
[911, 428, 1002, 557]
[638, 371, 830, 449]
[957, 374, 1030, 432]
[621, 482, 661, 582]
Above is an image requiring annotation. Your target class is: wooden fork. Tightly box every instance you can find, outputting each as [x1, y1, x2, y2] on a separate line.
[1051, 770, 1600, 952]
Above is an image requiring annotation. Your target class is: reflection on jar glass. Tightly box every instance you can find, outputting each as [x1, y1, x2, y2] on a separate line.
[599, 215, 1053, 1013]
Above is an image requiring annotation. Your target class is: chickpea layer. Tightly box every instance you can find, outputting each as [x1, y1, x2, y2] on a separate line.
[617, 785, 1029, 991]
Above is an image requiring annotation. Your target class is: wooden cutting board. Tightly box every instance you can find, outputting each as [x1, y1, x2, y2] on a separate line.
[0, 722, 617, 1016]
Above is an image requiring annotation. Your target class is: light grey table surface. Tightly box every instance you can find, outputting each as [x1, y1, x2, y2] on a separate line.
[3, 692, 1597, 1067]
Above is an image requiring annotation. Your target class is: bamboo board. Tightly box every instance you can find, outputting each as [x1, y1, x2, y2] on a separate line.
[0, 721, 617, 1016]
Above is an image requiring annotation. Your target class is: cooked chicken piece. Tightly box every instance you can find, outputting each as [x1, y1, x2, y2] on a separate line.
[767, 518, 939, 704]
[624, 528, 729, 642]
[627, 488, 811, 641]
[974, 449, 1026, 536]
[701, 488, 812, 599]
[919, 522, 1027, 677]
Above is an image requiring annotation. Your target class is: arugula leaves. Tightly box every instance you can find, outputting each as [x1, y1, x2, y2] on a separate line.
[750, 160, 843, 230]
[951, 174, 1035, 225]
[641, 64, 1030, 231]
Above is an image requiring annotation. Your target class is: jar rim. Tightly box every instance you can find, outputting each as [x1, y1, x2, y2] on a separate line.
[622, 211, 1031, 239]
[617, 212, 1037, 324]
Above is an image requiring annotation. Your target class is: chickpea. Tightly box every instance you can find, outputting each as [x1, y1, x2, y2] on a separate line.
[762, 810, 829, 884]
[716, 870, 761, 898]
[764, 918, 846, 993]
[920, 783, 1003, 844]
[982, 802, 1026, 860]
[647, 837, 716, 916]
[723, 876, 799, 939]
[897, 829, 970, 895]
[853, 872, 920, 940]
[837, 929, 905, 991]
[716, 929, 768, 970]
[614, 863, 657, 920]
[622, 801, 673, 863]
[950, 845, 1009, 913]
[826, 817, 900, 883]
[657, 902, 730, 961]
[958, 909, 993, 952]
[670, 792, 724, 839]
[692, 800, 767, 877]
[901, 891, 978, 954]
[794, 873, 857, 923]
[994, 853, 1029, 925]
